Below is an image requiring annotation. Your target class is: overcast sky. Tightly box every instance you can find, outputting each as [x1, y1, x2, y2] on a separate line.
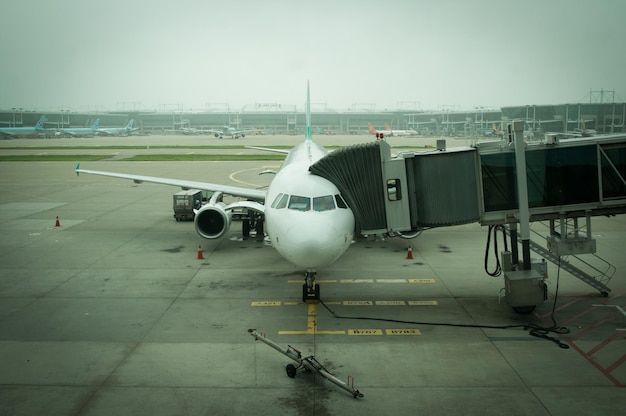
[1, 0, 624, 112]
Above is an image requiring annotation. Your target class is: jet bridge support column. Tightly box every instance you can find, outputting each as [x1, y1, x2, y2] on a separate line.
[502, 120, 547, 313]
[513, 120, 531, 271]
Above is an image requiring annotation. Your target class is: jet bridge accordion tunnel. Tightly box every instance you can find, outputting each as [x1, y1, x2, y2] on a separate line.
[309, 140, 482, 236]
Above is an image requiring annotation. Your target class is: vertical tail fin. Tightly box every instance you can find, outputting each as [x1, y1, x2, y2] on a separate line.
[91, 118, 100, 129]
[305, 81, 312, 142]
[384, 123, 392, 131]
[35, 115, 46, 130]
[367, 122, 378, 135]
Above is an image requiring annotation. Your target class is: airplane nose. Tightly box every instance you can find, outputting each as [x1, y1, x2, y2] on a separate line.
[281, 221, 347, 268]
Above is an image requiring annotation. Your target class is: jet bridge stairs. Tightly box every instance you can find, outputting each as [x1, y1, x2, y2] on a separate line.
[310, 133, 626, 297]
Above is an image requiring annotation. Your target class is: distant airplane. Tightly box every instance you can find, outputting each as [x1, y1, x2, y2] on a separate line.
[75, 83, 355, 301]
[61, 119, 100, 137]
[384, 123, 418, 136]
[209, 126, 257, 139]
[98, 119, 136, 136]
[0, 115, 46, 138]
[367, 122, 388, 139]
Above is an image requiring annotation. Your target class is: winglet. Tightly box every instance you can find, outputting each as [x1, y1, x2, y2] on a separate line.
[75, 163, 80, 176]
[305, 81, 312, 142]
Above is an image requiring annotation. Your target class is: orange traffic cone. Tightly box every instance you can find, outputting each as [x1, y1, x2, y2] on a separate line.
[197, 245, 204, 260]
[55, 216, 61, 227]
[406, 245, 414, 260]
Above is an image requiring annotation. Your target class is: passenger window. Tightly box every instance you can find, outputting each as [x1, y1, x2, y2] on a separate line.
[288, 195, 311, 211]
[387, 179, 402, 201]
[271, 193, 284, 208]
[335, 194, 348, 209]
[313, 195, 336, 211]
[276, 193, 289, 209]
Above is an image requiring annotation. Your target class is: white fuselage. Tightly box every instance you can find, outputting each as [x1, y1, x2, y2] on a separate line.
[264, 140, 355, 270]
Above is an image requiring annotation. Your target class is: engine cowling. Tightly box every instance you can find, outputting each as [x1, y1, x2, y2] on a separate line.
[194, 202, 232, 239]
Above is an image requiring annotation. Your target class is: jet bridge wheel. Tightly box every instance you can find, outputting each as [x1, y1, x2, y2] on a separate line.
[286, 364, 298, 378]
[513, 305, 536, 314]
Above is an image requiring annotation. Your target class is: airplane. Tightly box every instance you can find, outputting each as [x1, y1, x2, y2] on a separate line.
[367, 122, 388, 139]
[209, 126, 258, 139]
[60, 119, 100, 137]
[0, 115, 46, 138]
[75, 83, 355, 301]
[98, 119, 136, 136]
[384, 123, 418, 136]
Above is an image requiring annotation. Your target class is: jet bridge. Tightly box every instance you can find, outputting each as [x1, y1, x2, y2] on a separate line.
[310, 130, 626, 302]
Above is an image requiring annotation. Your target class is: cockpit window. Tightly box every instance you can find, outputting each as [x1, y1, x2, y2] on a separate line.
[276, 193, 289, 209]
[271, 193, 284, 208]
[313, 195, 336, 211]
[335, 194, 348, 209]
[288, 195, 311, 211]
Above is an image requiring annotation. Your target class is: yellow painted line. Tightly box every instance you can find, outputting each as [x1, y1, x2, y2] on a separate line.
[340, 279, 374, 284]
[376, 279, 408, 283]
[287, 279, 337, 283]
[279, 329, 346, 335]
[376, 300, 406, 306]
[408, 300, 439, 306]
[308, 303, 316, 316]
[251, 301, 282, 306]
[386, 329, 421, 336]
[186, 151, 195, 154]
[283, 301, 301, 306]
[348, 329, 383, 336]
[407, 278, 436, 284]
[343, 300, 373, 306]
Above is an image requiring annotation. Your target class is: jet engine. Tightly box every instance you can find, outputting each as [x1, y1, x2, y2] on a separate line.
[194, 202, 231, 239]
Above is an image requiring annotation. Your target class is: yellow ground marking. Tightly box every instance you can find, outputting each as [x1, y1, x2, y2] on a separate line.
[385, 329, 421, 335]
[407, 278, 436, 284]
[408, 300, 439, 306]
[287, 279, 338, 283]
[347, 329, 383, 336]
[251, 301, 282, 306]
[278, 301, 345, 335]
[229, 167, 272, 187]
[375, 300, 406, 306]
[340, 279, 374, 284]
[343, 300, 374, 306]
[376, 279, 408, 283]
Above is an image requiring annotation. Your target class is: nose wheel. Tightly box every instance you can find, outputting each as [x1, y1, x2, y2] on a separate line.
[302, 271, 320, 301]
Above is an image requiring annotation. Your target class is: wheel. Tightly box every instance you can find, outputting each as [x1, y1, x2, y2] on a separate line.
[242, 219, 250, 237]
[286, 364, 297, 378]
[513, 305, 536, 314]
[302, 283, 320, 302]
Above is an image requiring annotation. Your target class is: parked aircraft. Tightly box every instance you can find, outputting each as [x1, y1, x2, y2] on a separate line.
[209, 126, 257, 139]
[98, 119, 136, 136]
[75, 83, 354, 301]
[61, 119, 100, 137]
[0, 115, 46, 138]
[384, 123, 418, 136]
[367, 122, 388, 139]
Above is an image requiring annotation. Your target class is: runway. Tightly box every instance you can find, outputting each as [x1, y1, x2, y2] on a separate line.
[0, 135, 625, 415]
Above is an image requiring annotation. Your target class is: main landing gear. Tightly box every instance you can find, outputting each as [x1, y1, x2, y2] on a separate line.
[303, 270, 320, 302]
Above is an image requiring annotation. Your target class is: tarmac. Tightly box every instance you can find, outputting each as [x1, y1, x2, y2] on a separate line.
[0, 134, 625, 415]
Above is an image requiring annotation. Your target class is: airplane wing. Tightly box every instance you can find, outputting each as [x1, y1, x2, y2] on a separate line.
[244, 146, 290, 155]
[75, 164, 267, 202]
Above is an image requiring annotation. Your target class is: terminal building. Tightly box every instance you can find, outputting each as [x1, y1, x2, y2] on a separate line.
[1, 102, 625, 138]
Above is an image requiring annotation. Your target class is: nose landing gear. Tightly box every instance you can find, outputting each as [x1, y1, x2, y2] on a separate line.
[303, 270, 320, 302]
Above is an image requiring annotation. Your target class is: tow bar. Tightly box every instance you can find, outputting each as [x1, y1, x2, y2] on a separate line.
[248, 329, 364, 398]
